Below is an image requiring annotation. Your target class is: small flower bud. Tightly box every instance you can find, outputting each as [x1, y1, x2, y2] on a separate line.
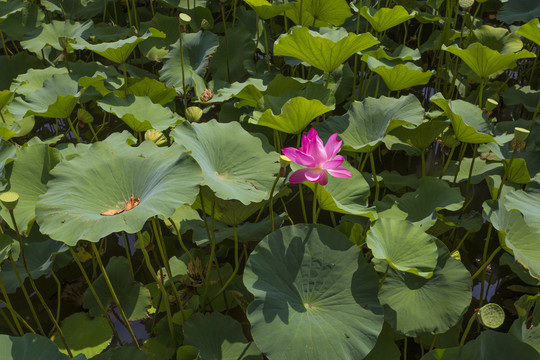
[185, 106, 203, 123]
[145, 129, 168, 146]
[0, 192, 19, 210]
[200, 89, 214, 102]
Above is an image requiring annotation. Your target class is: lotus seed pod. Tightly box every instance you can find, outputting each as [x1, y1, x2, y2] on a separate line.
[0, 192, 19, 210]
[144, 129, 168, 146]
[459, 0, 474, 9]
[179, 13, 192, 26]
[514, 127, 530, 143]
[185, 106, 203, 122]
[280, 155, 291, 168]
[485, 98, 498, 111]
[478, 303, 505, 329]
[201, 19, 211, 30]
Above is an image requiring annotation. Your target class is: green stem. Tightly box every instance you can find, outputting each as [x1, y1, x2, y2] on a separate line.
[90, 242, 140, 348]
[0, 302, 19, 335]
[496, 145, 518, 200]
[66, 117, 81, 143]
[460, 312, 477, 346]
[438, 145, 456, 179]
[312, 183, 318, 224]
[221, 3, 232, 80]
[453, 231, 470, 251]
[378, 265, 389, 291]
[121, 232, 135, 279]
[452, 142, 468, 185]
[50, 270, 62, 323]
[178, 29, 188, 108]
[0, 298, 33, 334]
[369, 152, 379, 201]
[68, 247, 123, 345]
[420, 150, 426, 178]
[0, 277, 24, 335]
[168, 218, 202, 278]
[207, 224, 239, 303]
[269, 172, 281, 232]
[472, 246, 502, 280]
[298, 184, 308, 223]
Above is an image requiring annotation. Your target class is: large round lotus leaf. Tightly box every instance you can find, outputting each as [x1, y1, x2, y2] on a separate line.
[293, 160, 376, 219]
[53, 312, 112, 358]
[96, 93, 181, 132]
[244, 224, 384, 360]
[8, 73, 80, 119]
[0, 143, 61, 233]
[183, 312, 262, 360]
[498, 0, 540, 24]
[83, 256, 151, 321]
[274, 26, 379, 73]
[430, 93, 497, 144]
[36, 141, 202, 245]
[517, 18, 540, 46]
[9, 67, 68, 96]
[314, 94, 424, 153]
[509, 294, 540, 353]
[0, 227, 67, 293]
[421, 330, 540, 360]
[249, 96, 332, 134]
[170, 120, 279, 205]
[440, 157, 503, 184]
[366, 58, 433, 91]
[442, 43, 535, 79]
[0, 333, 72, 360]
[92, 347, 149, 360]
[378, 241, 472, 336]
[504, 178, 540, 233]
[376, 177, 464, 230]
[245, 0, 293, 20]
[160, 30, 219, 94]
[367, 218, 438, 278]
[470, 25, 523, 54]
[389, 119, 448, 151]
[20, 19, 94, 53]
[285, 0, 352, 27]
[359, 5, 414, 32]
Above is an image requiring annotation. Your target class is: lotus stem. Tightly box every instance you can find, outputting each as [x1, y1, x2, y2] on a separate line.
[221, 3, 232, 80]
[420, 150, 426, 178]
[525, 100, 539, 150]
[200, 190, 218, 309]
[460, 312, 477, 346]
[0, 298, 34, 334]
[462, 143, 478, 211]
[495, 145, 518, 200]
[90, 242, 140, 348]
[453, 231, 471, 251]
[208, 224, 240, 303]
[0, 30, 9, 58]
[8, 210, 73, 356]
[452, 142, 467, 185]
[369, 152, 380, 201]
[312, 183, 319, 224]
[269, 171, 281, 232]
[0, 277, 24, 335]
[262, 15, 270, 73]
[140, 240, 178, 345]
[66, 117, 81, 143]
[168, 218, 203, 278]
[68, 246, 123, 345]
[438, 145, 456, 179]
[0, 302, 19, 335]
[378, 264, 389, 291]
[298, 184, 308, 223]
[121, 232, 135, 279]
[50, 269, 62, 323]
[124, 0, 133, 35]
[178, 27, 188, 109]
[428, 334, 438, 352]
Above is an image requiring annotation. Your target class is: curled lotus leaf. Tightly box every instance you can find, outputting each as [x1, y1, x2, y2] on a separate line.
[36, 141, 203, 245]
[359, 5, 414, 32]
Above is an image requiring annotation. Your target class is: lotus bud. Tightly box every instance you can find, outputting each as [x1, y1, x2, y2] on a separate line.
[178, 13, 192, 26]
[200, 88, 214, 101]
[201, 19, 211, 30]
[145, 129, 168, 146]
[485, 98, 498, 111]
[185, 106, 203, 123]
[459, 0, 474, 9]
[0, 192, 19, 210]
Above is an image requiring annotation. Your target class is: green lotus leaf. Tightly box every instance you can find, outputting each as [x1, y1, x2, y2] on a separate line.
[183, 312, 262, 360]
[170, 120, 279, 205]
[0, 333, 73, 360]
[363, 322, 401, 360]
[0, 110, 34, 141]
[315, 94, 424, 152]
[367, 218, 438, 278]
[9, 67, 68, 96]
[96, 93, 180, 132]
[20, 19, 93, 53]
[431, 93, 497, 143]
[362, 45, 421, 61]
[0, 234, 16, 263]
[509, 294, 540, 353]
[421, 330, 540, 360]
[379, 241, 472, 336]
[517, 18, 540, 46]
[0, 2, 44, 42]
[141, 336, 175, 360]
[244, 224, 384, 360]
[500, 253, 540, 286]
[469, 25, 523, 54]
[36, 141, 202, 245]
[0, 226, 67, 293]
[245, 0, 292, 20]
[92, 347, 149, 360]
[498, 0, 540, 24]
[0, 1, 24, 23]
[503, 157, 531, 184]
[376, 177, 464, 230]
[113, 78, 177, 106]
[504, 177, 540, 233]
[442, 43, 535, 79]
[293, 160, 376, 219]
[285, 0, 352, 27]
[83, 256, 151, 321]
[8, 73, 80, 119]
[274, 26, 379, 73]
[160, 31, 219, 94]
[42, 0, 109, 19]
[359, 5, 414, 32]
[389, 119, 448, 151]
[379, 170, 420, 192]
[138, 13, 181, 62]
[0, 52, 44, 91]
[75, 28, 165, 64]
[0, 144, 61, 233]
[250, 96, 332, 134]
[366, 57, 433, 91]
[53, 312, 112, 358]
[0, 90, 13, 110]
[439, 157, 503, 184]
[209, 26, 255, 83]
[502, 85, 540, 112]
[176, 346, 200, 360]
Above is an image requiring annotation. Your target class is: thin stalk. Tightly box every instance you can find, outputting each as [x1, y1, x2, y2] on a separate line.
[298, 184, 308, 223]
[66, 117, 81, 143]
[438, 146, 456, 179]
[0, 277, 24, 335]
[378, 265, 389, 291]
[452, 142, 468, 185]
[169, 218, 202, 278]
[200, 192, 217, 309]
[312, 183, 319, 224]
[460, 312, 477, 346]
[428, 334, 438, 352]
[207, 224, 240, 303]
[495, 145, 518, 200]
[268, 172, 281, 232]
[221, 3, 232, 80]
[177, 28, 188, 108]
[369, 152, 379, 201]
[0, 303, 18, 335]
[403, 337, 407, 360]
[262, 20, 271, 72]
[8, 210, 72, 356]
[453, 231, 471, 251]
[124, 0, 133, 34]
[50, 270, 62, 323]
[462, 143, 479, 210]
[90, 242, 140, 348]
[68, 246, 123, 345]
[8, 254, 45, 335]
[0, 30, 10, 57]
[121, 232, 135, 279]
[420, 150, 426, 178]
[472, 245, 502, 281]
[0, 299, 34, 334]
[140, 243, 177, 345]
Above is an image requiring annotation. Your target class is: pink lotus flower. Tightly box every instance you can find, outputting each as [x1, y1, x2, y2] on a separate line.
[282, 128, 352, 186]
